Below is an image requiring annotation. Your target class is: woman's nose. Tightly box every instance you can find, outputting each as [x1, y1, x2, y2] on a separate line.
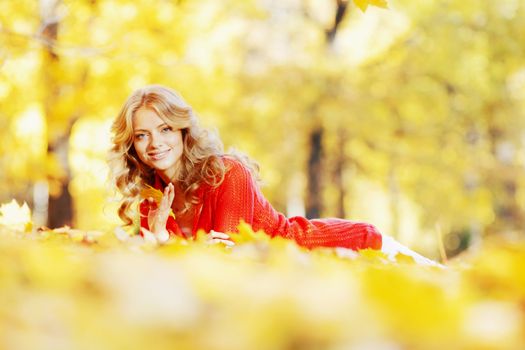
[148, 132, 162, 148]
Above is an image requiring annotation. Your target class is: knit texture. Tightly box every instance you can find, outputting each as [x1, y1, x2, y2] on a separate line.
[140, 158, 382, 250]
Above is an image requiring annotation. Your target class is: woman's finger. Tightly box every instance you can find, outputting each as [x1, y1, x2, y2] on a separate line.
[167, 183, 175, 206]
[210, 230, 230, 239]
[158, 184, 174, 214]
[140, 227, 158, 245]
[206, 238, 235, 247]
[159, 186, 170, 211]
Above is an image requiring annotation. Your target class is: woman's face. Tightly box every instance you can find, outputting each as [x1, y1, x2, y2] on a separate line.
[132, 107, 184, 181]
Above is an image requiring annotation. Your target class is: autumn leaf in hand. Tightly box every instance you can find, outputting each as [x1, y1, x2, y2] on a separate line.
[140, 184, 176, 220]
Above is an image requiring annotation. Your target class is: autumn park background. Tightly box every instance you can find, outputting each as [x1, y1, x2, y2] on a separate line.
[1, 0, 525, 349]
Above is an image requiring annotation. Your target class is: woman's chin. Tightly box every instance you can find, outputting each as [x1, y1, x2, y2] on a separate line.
[149, 161, 179, 177]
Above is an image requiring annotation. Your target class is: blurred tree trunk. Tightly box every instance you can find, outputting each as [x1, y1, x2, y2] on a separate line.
[46, 124, 75, 229]
[306, 126, 324, 218]
[40, 0, 73, 228]
[306, 0, 349, 219]
[333, 128, 347, 219]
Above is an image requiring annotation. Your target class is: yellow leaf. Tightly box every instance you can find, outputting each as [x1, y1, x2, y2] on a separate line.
[353, 0, 369, 12]
[140, 184, 164, 202]
[358, 247, 389, 262]
[139, 184, 176, 219]
[231, 221, 270, 244]
[395, 252, 416, 264]
[369, 0, 388, 9]
[194, 229, 209, 243]
[354, 0, 388, 12]
[0, 199, 32, 232]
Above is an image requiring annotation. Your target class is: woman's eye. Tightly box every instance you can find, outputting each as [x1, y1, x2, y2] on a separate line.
[161, 127, 172, 133]
[134, 133, 146, 140]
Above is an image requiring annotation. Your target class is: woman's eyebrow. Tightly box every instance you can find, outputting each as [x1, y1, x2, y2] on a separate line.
[134, 122, 168, 132]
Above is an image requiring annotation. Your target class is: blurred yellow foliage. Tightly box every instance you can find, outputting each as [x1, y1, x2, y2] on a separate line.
[0, 202, 524, 349]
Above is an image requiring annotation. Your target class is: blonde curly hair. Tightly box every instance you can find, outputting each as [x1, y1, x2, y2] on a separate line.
[108, 85, 257, 226]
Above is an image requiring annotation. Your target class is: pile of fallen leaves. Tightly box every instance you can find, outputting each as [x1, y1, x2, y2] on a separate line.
[1, 200, 524, 350]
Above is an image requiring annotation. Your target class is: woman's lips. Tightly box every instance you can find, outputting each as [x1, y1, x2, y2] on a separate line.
[148, 149, 170, 160]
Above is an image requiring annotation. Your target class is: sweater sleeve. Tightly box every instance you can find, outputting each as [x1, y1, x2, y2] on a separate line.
[285, 217, 383, 250]
[212, 160, 255, 233]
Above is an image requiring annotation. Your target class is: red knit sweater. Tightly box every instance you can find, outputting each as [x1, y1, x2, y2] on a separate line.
[140, 158, 382, 250]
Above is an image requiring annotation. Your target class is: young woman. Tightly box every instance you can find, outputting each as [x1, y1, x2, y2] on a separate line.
[109, 85, 439, 265]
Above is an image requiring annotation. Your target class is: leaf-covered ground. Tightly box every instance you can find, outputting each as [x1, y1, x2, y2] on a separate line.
[1, 201, 524, 350]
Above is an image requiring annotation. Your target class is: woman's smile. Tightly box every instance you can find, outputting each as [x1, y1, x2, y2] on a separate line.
[148, 149, 170, 160]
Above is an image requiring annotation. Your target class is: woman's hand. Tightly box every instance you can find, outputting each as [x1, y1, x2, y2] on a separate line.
[381, 234, 445, 267]
[206, 230, 235, 247]
[146, 183, 175, 244]
[140, 227, 168, 245]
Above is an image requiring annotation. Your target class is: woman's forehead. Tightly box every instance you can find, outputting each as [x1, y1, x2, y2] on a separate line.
[132, 108, 165, 129]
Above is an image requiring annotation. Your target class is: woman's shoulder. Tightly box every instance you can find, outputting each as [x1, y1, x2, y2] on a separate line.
[222, 156, 250, 176]
[220, 155, 257, 183]
[221, 155, 244, 168]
